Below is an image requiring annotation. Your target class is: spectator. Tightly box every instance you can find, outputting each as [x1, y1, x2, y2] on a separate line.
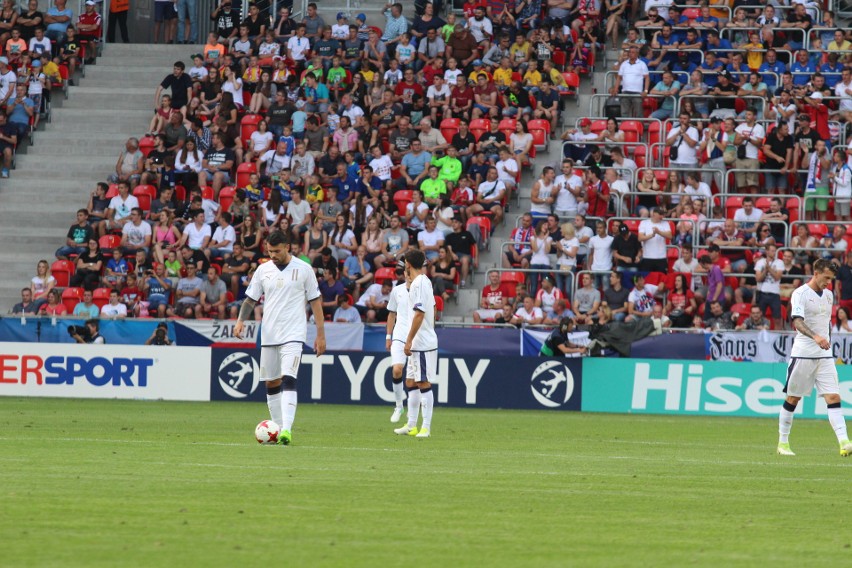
[319, 266, 345, 318]
[178, 210, 212, 251]
[333, 294, 361, 323]
[626, 273, 657, 322]
[44, 0, 73, 45]
[754, 244, 784, 329]
[169, 263, 203, 317]
[155, 61, 192, 113]
[735, 304, 770, 331]
[101, 289, 128, 319]
[430, 245, 457, 301]
[665, 273, 696, 328]
[504, 212, 534, 268]
[418, 216, 445, 263]
[649, 70, 681, 120]
[98, 181, 138, 237]
[611, 46, 649, 118]
[444, 216, 476, 287]
[342, 245, 374, 298]
[355, 279, 392, 323]
[39, 288, 67, 316]
[709, 218, 747, 272]
[142, 263, 172, 318]
[611, 221, 641, 272]
[804, 138, 832, 221]
[553, 159, 583, 219]
[69, 289, 98, 318]
[733, 107, 765, 193]
[666, 111, 700, 170]
[197, 265, 227, 319]
[560, 118, 598, 162]
[704, 300, 736, 330]
[574, 273, 602, 325]
[10, 287, 38, 314]
[732, 196, 762, 240]
[761, 122, 794, 195]
[528, 220, 552, 296]
[121, 207, 152, 256]
[0, 111, 16, 178]
[55, 209, 93, 260]
[473, 270, 507, 322]
[511, 295, 544, 325]
[69, 238, 103, 291]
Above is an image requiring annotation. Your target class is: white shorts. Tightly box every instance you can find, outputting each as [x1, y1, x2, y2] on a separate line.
[407, 350, 437, 384]
[390, 340, 407, 367]
[784, 357, 839, 397]
[260, 342, 303, 381]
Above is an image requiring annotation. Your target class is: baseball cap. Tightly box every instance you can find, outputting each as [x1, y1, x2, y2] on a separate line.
[718, 69, 731, 79]
[579, 118, 592, 127]
[336, 12, 347, 20]
[473, 59, 483, 66]
[85, 0, 96, 5]
[395, 259, 406, 273]
[810, 91, 824, 101]
[618, 224, 629, 235]
[295, 99, 306, 109]
[356, 13, 366, 21]
[31, 59, 41, 67]
[799, 113, 811, 121]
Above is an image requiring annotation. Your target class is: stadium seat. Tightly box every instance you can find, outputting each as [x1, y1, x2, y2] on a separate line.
[552, 49, 567, 70]
[730, 303, 751, 321]
[440, 118, 460, 143]
[786, 197, 800, 225]
[498, 118, 517, 140]
[92, 287, 112, 309]
[755, 197, 773, 212]
[528, 120, 549, 151]
[527, 118, 551, 135]
[218, 186, 236, 213]
[682, 7, 700, 18]
[808, 223, 828, 238]
[374, 267, 396, 286]
[61, 287, 84, 313]
[51, 260, 75, 287]
[240, 114, 263, 143]
[393, 190, 413, 215]
[106, 183, 119, 198]
[666, 247, 680, 272]
[99, 234, 121, 252]
[434, 295, 444, 320]
[467, 216, 492, 250]
[469, 118, 489, 141]
[560, 72, 580, 106]
[500, 271, 526, 286]
[236, 162, 256, 189]
[133, 184, 156, 212]
[201, 186, 214, 200]
[174, 185, 187, 202]
[590, 120, 607, 136]
[138, 136, 155, 158]
[633, 145, 647, 168]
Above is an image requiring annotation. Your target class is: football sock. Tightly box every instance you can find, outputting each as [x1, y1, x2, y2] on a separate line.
[779, 401, 796, 444]
[392, 377, 405, 408]
[406, 388, 422, 428]
[281, 391, 298, 431]
[420, 387, 434, 430]
[827, 403, 848, 442]
[266, 392, 283, 428]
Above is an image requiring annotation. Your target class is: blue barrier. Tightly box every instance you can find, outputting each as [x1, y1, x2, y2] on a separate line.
[210, 348, 583, 411]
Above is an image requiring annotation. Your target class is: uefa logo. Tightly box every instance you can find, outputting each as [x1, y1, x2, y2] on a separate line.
[530, 360, 575, 408]
[218, 352, 261, 398]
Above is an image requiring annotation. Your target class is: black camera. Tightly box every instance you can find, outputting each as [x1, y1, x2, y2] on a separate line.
[68, 325, 90, 339]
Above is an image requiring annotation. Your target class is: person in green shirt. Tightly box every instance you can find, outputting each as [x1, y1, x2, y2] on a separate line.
[327, 56, 348, 101]
[420, 165, 447, 206]
[431, 145, 462, 187]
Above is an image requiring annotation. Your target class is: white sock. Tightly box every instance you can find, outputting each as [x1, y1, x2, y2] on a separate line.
[266, 392, 283, 427]
[280, 390, 297, 431]
[406, 389, 421, 428]
[827, 407, 849, 442]
[420, 389, 434, 430]
[392, 379, 405, 407]
[779, 408, 794, 444]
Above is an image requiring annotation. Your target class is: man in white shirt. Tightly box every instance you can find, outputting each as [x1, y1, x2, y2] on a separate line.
[553, 158, 584, 219]
[638, 207, 672, 273]
[834, 68, 852, 122]
[588, 219, 614, 289]
[397, 249, 438, 438]
[683, 171, 712, 200]
[286, 24, 310, 64]
[777, 259, 852, 457]
[286, 188, 312, 236]
[101, 289, 128, 319]
[120, 207, 152, 256]
[495, 146, 519, 192]
[611, 46, 649, 118]
[672, 245, 700, 291]
[467, 166, 506, 226]
[666, 111, 700, 169]
[356, 279, 392, 323]
[734, 107, 766, 192]
[208, 212, 236, 259]
[754, 244, 785, 330]
[604, 168, 630, 216]
[233, 230, 326, 447]
[732, 196, 763, 239]
[626, 273, 658, 321]
[100, 181, 139, 236]
[259, 140, 292, 179]
[467, 6, 493, 45]
[179, 210, 212, 250]
[417, 216, 444, 262]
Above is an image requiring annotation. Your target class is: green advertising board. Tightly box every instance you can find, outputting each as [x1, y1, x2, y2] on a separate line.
[582, 359, 852, 419]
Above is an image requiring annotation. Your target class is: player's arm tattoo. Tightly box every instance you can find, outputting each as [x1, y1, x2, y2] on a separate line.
[237, 298, 257, 322]
[792, 317, 817, 340]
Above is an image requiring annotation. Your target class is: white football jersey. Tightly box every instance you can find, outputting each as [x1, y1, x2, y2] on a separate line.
[387, 282, 411, 343]
[409, 274, 438, 351]
[245, 257, 320, 346]
[790, 283, 833, 359]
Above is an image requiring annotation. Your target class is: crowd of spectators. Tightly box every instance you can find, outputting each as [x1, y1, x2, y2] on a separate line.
[7, 0, 852, 346]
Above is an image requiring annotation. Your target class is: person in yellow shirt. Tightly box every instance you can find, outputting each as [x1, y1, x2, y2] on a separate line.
[492, 57, 514, 90]
[522, 59, 542, 89]
[509, 35, 531, 70]
[467, 59, 492, 85]
[542, 60, 568, 92]
[41, 57, 61, 86]
[828, 29, 852, 52]
[742, 31, 764, 71]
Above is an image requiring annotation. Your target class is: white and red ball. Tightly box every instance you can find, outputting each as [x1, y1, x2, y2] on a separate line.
[255, 420, 281, 444]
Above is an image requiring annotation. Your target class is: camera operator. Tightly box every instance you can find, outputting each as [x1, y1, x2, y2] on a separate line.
[145, 322, 172, 346]
[69, 319, 105, 344]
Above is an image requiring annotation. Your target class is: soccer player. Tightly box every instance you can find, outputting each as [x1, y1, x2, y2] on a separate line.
[233, 230, 326, 446]
[385, 260, 410, 423]
[394, 249, 438, 438]
[778, 259, 852, 457]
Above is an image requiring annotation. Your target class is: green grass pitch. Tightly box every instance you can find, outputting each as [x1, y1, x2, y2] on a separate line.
[2, 398, 851, 567]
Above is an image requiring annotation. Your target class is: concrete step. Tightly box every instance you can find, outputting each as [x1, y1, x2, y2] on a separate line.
[26, 141, 125, 156]
[62, 92, 154, 110]
[0, 180, 95, 193]
[11, 157, 117, 174]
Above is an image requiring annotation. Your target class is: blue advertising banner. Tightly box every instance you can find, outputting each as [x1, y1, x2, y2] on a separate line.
[210, 348, 582, 411]
[0, 317, 175, 345]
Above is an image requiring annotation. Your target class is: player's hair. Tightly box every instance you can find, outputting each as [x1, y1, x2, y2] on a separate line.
[814, 258, 838, 275]
[266, 230, 291, 247]
[405, 248, 426, 270]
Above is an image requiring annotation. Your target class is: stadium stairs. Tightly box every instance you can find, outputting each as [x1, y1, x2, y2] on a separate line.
[0, 43, 192, 310]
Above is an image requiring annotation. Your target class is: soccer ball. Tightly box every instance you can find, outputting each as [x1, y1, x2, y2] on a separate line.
[255, 420, 280, 444]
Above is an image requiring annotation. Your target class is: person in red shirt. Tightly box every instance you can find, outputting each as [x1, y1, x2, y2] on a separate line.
[584, 166, 610, 218]
[472, 269, 506, 322]
[450, 81, 474, 118]
[421, 56, 445, 86]
[394, 71, 424, 113]
[77, 0, 103, 46]
[471, 73, 499, 119]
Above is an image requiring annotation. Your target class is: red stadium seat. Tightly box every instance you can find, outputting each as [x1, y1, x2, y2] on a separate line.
[725, 196, 743, 219]
[467, 216, 492, 250]
[374, 267, 396, 286]
[240, 114, 263, 143]
[682, 7, 700, 19]
[61, 287, 84, 313]
[138, 136, 155, 158]
[92, 287, 112, 309]
[469, 118, 489, 141]
[440, 118, 460, 143]
[434, 295, 444, 320]
[527, 118, 551, 135]
[218, 186, 236, 213]
[786, 197, 800, 226]
[201, 186, 214, 200]
[236, 161, 257, 189]
[393, 190, 413, 215]
[500, 271, 526, 286]
[755, 197, 773, 212]
[590, 119, 607, 136]
[730, 302, 751, 321]
[633, 145, 647, 168]
[552, 49, 567, 70]
[99, 234, 121, 252]
[808, 223, 828, 238]
[498, 118, 517, 140]
[51, 260, 75, 287]
[133, 184, 156, 212]
[106, 183, 119, 198]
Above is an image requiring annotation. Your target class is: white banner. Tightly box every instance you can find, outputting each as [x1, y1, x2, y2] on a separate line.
[0, 343, 211, 401]
[307, 323, 364, 351]
[173, 320, 364, 351]
[707, 331, 852, 364]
